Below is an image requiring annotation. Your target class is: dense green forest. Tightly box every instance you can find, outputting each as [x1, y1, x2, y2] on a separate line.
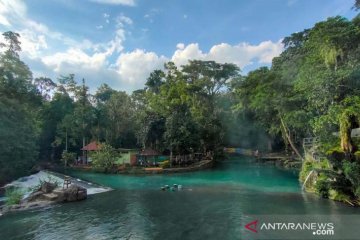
[1, 12, 360, 203]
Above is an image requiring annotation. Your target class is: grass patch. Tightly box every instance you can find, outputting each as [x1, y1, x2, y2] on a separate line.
[5, 188, 24, 206]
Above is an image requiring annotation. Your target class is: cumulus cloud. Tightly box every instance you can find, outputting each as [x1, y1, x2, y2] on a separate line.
[18, 29, 48, 58]
[42, 48, 109, 72]
[176, 43, 185, 50]
[89, 0, 135, 6]
[172, 43, 205, 66]
[110, 40, 283, 91]
[171, 41, 284, 69]
[0, 0, 27, 27]
[115, 49, 167, 89]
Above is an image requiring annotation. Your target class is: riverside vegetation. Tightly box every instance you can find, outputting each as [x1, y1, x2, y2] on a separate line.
[2, 4, 360, 206]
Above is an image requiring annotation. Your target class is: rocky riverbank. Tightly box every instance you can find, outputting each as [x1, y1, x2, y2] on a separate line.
[0, 182, 87, 215]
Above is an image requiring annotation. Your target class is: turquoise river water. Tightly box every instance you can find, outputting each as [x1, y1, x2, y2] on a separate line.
[0, 156, 359, 240]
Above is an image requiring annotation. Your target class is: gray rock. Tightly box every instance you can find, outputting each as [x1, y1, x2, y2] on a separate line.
[26, 191, 45, 202]
[63, 185, 87, 202]
[43, 193, 58, 201]
[40, 182, 57, 193]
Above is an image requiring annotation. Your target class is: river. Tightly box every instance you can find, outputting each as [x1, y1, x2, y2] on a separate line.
[0, 156, 359, 240]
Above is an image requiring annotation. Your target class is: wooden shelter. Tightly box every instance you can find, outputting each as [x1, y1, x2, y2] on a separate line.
[80, 141, 100, 164]
[137, 148, 160, 166]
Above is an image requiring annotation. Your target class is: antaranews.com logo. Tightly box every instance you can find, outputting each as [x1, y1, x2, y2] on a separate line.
[242, 215, 359, 240]
[245, 220, 334, 236]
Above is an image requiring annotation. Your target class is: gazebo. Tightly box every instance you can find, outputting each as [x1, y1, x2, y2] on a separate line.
[80, 141, 100, 164]
[137, 148, 160, 166]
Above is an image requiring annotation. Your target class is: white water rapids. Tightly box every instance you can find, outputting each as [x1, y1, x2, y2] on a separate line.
[2, 170, 111, 200]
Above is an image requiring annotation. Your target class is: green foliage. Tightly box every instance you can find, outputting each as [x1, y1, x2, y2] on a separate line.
[355, 0, 360, 10]
[329, 189, 351, 202]
[231, 15, 360, 201]
[0, 31, 41, 185]
[91, 143, 118, 173]
[315, 174, 330, 198]
[343, 161, 360, 191]
[28, 175, 61, 193]
[159, 160, 170, 168]
[299, 161, 313, 182]
[5, 188, 23, 206]
[61, 151, 76, 166]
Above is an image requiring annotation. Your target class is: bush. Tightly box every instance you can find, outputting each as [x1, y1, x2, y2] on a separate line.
[5, 188, 24, 206]
[354, 151, 360, 161]
[28, 175, 61, 192]
[92, 143, 118, 172]
[315, 174, 330, 198]
[329, 189, 351, 202]
[61, 150, 76, 166]
[343, 161, 360, 195]
[299, 161, 313, 182]
[355, 187, 360, 198]
[159, 160, 170, 168]
[326, 147, 345, 170]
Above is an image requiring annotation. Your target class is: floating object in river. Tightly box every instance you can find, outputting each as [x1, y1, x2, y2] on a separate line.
[161, 184, 183, 191]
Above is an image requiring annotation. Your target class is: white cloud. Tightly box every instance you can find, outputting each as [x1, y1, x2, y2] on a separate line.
[96, 25, 103, 29]
[109, 40, 283, 91]
[42, 48, 109, 72]
[0, 14, 10, 26]
[116, 14, 133, 27]
[172, 43, 205, 66]
[171, 41, 283, 68]
[0, 0, 135, 91]
[115, 49, 167, 88]
[103, 13, 110, 24]
[89, 0, 135, 6]
[176, 43, 185, 50]
[0, 0, 27, 27]
[18, 29, 48, 58]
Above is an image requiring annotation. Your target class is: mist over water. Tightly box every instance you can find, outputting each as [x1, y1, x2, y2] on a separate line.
[0, 157, 359, 240]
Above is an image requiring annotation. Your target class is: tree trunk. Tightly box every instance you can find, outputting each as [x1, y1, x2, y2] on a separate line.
[280, 116, 304, 161]
[170, 149, 173, 168]
[65, 129, 68, 151]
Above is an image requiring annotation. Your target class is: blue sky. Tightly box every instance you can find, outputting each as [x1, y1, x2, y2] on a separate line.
[0, 0, 357, 92]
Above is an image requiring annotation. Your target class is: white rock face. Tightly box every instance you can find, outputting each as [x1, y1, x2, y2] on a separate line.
[5, 170, 111, 198]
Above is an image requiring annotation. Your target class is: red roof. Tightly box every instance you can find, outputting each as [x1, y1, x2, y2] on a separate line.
[81, 141, 100, 151]
[139, 148, 160, 156]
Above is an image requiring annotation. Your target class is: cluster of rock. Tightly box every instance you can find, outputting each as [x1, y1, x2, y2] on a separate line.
[28, 181, 87, 203]
[1, 181, 87, 214]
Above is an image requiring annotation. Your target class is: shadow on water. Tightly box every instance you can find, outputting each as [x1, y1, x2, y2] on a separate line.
[0, 156, 359, 240]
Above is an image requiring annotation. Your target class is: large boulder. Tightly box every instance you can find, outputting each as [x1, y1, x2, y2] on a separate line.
[63, 185, 87, 202]
[40, 182, 57, 193]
